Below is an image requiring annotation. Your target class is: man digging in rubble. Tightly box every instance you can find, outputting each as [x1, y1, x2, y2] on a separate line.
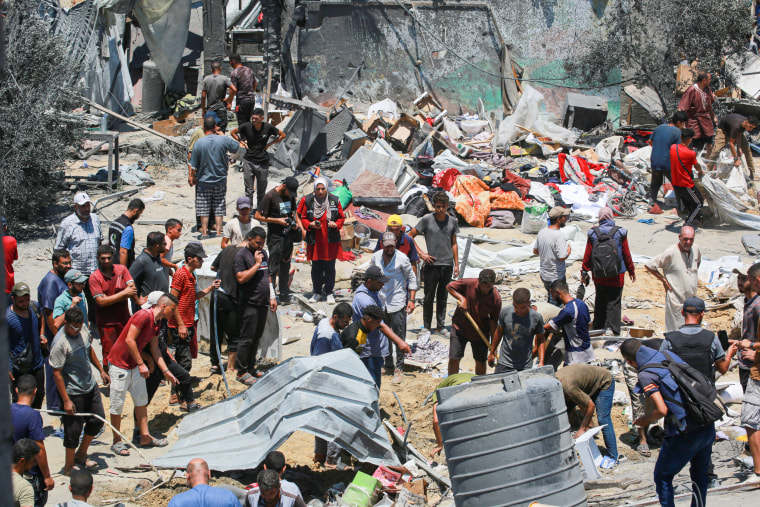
[371, 231, 418, 384]
[447, 269, 501, 376]
[543, 279, 594, 366]
[707, 113, 758, 180]
[350, 268, 411, 387]
[489, 287, 546, 374]
[645, 226, 701, 333]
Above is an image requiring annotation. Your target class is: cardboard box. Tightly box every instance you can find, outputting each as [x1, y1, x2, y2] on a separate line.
[676, 62, 699, 94]
[152, 117, 193, 137]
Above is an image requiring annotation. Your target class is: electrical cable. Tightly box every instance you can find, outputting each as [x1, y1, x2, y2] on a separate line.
[388, 0, 632, 89]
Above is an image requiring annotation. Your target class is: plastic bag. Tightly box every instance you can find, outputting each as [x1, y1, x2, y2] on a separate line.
[331, 185, 353, 209]
[520, 203, 549, 234]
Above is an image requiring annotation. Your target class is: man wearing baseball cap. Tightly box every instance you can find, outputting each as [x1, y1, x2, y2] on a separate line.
[659, 296, 737, 488]
[374, 215, 420, 276]
[52, 270, 89, 332]
[8, 282, 47, 408]
[55, 192, 103, 327]
[221, 196, 257, 248]
[533, 206, 571, 306]
[167, 242, 221, 405]
[351, 266, 411, 387]
[370, 232, 418, 384]
[255, 177, 304, 303]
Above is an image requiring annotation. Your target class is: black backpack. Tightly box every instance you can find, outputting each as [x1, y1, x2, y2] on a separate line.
[640, 351, 726, 428]
[590, 226, 621, 279]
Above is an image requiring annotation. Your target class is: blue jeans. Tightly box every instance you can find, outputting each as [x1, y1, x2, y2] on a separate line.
[594, 380, 618, 462]
[361, 356, 384, 388]
[654, 424, 715, 507]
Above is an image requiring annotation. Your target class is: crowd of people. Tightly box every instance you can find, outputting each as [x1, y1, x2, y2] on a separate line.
[5, 63, 760, 507]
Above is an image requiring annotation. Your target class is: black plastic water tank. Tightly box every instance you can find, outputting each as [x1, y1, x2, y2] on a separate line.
[436, 368, 587, 507]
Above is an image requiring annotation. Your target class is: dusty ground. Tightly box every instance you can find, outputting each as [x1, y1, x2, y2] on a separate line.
[13, 134, 760, 505]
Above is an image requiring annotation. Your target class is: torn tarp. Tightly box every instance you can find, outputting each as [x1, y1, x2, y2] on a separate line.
[154, 350, 398, 471]
[702, 174, 760, 230]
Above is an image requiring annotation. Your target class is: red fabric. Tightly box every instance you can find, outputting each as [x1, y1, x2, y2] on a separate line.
[581, 234, 635, 288]
[297, 196, 345, 261]
[108, 309, 159, 370]
[670, 144, 697, 188]
[99, 324, 124, 368]
[168, 266, 196, 328]
[501, 170, 532, 198]
[88, 265, 133, 327]
[558, 153, 595, 186]
[3, 235, 18, 293]
[432, 168, 462, 191]
[337, 249, 357, 261]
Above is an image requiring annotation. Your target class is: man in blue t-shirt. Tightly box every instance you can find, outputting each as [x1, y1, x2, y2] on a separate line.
[544, 279, 594, 365]
[11, 375, 54, 506]
[621, 339, 715, 507]
[649, 111, 688, 208]
[37, 249, 71, 412]
[168, 458, 242, 507]
[189, 116, 245, 239]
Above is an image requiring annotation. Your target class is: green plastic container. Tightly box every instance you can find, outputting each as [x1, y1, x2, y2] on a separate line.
[338, 471, 381, 507]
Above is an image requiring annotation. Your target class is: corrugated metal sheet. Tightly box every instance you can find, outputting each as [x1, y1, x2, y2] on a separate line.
[154, 349, 398, 471]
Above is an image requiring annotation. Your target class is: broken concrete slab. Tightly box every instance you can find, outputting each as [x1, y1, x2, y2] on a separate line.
[622, 85, 664, 124]
[562, 92, 608, 131]
[154, 349, 398, 472]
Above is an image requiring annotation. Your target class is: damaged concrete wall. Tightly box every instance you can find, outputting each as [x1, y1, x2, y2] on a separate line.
[293, 0, 620, 120]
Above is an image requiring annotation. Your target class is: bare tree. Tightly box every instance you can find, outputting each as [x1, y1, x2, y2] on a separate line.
[0, 0, 85, 224]
[568, 0, 753, 119]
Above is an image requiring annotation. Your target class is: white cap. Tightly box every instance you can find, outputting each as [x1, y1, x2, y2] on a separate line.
[73, 192, 92, 205]
[141, 290, 165, 309]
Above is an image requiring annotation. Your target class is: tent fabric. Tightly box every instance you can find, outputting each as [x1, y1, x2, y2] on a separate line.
[451, 176, 524, 227]
[154, 350, 399, 471]
[495, 85, 579, 148]
[702, 174, 760, 231]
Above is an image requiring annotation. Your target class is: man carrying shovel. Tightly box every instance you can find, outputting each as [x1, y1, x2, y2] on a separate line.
[446, 269, 501, 375]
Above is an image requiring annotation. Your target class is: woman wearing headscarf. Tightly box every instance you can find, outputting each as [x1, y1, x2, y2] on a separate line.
[580, 207, 636, 335]
[297, 177, 345, 303]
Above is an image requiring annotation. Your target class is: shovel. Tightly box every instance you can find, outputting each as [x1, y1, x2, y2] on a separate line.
[462, 308, 497, 363]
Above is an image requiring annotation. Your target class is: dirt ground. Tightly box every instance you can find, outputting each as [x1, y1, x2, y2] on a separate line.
[15, 132, 760, 505]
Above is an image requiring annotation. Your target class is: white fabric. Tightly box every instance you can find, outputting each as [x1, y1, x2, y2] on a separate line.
[558, 184, 609, 221]
[496, 85, 578, 147]
[595, 136, 623, 163]
[702, 174, 760, 230]
[367, 98, 398, 121]
[528, 182, 555, 207]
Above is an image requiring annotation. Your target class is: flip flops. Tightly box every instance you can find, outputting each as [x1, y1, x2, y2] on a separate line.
[136, 437, 168, 449]
[237, 373, 256, 386]
[75, 455, 98, 469]
[637, 443, 651, 457]
[111, 442, 130, 456]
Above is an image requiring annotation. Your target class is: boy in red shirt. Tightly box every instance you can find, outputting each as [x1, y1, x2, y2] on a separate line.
[168, 242, 220, 405]
[670, 128, 704, 228]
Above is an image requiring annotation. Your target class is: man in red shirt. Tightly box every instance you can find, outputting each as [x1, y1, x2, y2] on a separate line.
[670, 128, 704, 228]
[446, 269, 502, 375]
[107, 293, 179, 456]
[89, 245, 140, 370]
[168, 241, 220, 404]
[3, 216, 18, 302]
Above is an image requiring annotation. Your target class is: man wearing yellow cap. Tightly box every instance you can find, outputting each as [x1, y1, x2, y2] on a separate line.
[374, 215, 420, 276]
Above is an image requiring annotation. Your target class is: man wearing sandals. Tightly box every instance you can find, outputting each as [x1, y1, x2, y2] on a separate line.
[107, 293, 179, 456]
[49, 308, 109, 475]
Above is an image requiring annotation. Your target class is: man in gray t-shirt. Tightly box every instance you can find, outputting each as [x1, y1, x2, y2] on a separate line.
[410, 192, 460, 335]
[202, 62, 233, 132]
[490, 288, 545, 372]
[533, 206, 571, 306]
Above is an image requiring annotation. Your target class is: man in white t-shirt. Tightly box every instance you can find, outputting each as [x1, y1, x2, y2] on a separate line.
[533, 206, 571, 306]
[222, 196, 257, 248]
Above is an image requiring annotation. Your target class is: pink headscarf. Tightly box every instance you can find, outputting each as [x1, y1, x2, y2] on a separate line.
[598, 207, 614, 222]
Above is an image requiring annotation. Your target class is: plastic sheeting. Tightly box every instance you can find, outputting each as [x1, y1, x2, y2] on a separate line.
[496, 85, 579, 148]
[97, 0, 190, 84]
[153, 350, 398, 471]
[702, 174, 760, 230]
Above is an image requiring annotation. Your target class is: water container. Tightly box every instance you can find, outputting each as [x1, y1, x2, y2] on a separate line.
[142, 59, 165, 113]
[436, 368, 587, 507]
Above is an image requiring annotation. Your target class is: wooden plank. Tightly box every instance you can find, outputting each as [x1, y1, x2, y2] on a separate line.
[81, 97, 186, 147]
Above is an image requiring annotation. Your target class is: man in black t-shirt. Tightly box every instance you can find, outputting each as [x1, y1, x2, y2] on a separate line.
[231, 108, 286, 207]
[209, 240, 243, 375]
[254, 177, 304, 304]
[233, 227, 277, 384]
[129, 232, 169, 312]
